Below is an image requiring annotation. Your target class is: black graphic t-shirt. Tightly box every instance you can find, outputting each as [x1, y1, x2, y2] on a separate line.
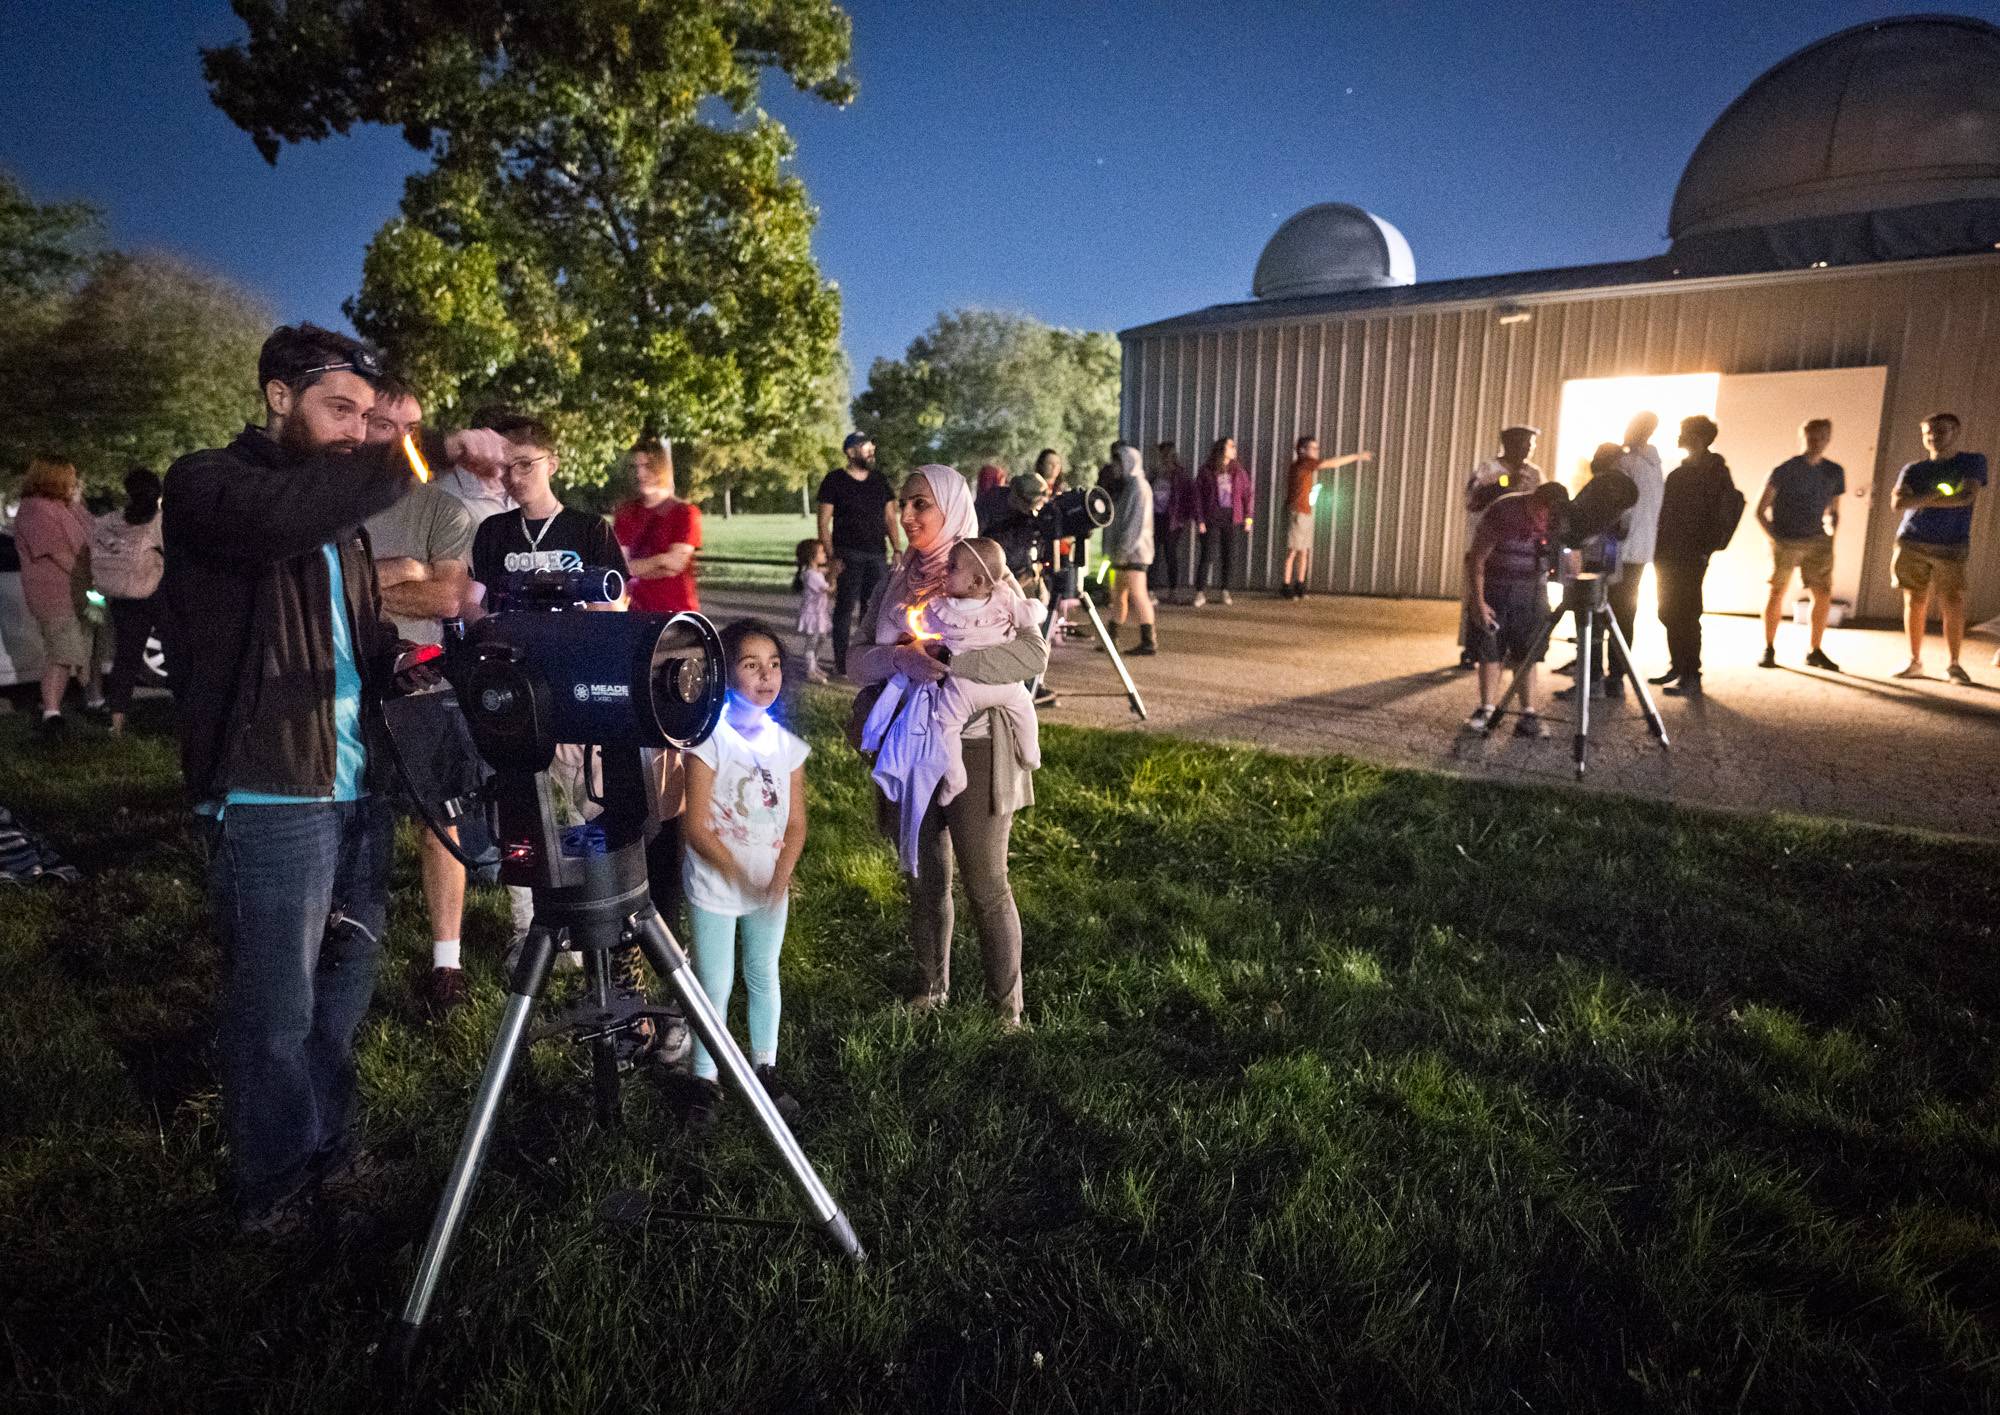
[472, 507, 627, 610]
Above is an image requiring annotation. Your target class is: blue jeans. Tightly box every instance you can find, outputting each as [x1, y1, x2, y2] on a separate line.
[201, 798, 391, 1216]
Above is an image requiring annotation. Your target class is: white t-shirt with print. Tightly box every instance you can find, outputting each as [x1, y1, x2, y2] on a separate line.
[682, 711, 810, 916]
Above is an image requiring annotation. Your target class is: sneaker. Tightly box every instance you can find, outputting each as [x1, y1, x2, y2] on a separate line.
[683, 1076, 723, 1136]
[1219, 591, 1233, 606]
[1758, 646, 1777, 668]
[1892, 660, 1927, 680]
[423, 965, 470, 1017]
[1804, 648, 1841, 673]
[1463, 705, 1496, 732]
[236, 1187, 319, 1242]
[314, 1145, 391, 1204]
[754, 1064, 803, 1125]
[36, 714, 66, 738]
[1032, 687, 1060, 709]
[1190, 592, 1207, 609]
[82, 698, 109, 714]
[1946, 662, 1973, 685]
[1662, 675, 1703, 697]
[1512, 711, 1550, 739]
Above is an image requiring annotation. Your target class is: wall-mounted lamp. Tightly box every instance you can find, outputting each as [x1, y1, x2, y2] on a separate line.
[1496, 304, 1532, 326]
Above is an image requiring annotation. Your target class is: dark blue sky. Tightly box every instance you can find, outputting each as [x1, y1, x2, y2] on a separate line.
[0, 0, 1947, 387]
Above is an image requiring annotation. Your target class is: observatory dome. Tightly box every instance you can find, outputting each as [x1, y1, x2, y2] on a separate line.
[1669, 14, 2000, 243]
[1252, 203, 1415, 299]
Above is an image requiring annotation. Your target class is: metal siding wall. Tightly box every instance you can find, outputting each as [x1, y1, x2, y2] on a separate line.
[1123, 257, 2000, 620]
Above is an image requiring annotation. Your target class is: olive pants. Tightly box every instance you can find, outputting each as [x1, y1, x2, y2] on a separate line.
[905, 736, 1024, 1022]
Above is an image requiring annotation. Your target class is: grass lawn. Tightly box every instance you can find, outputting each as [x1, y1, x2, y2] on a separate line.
[3, 694, 1998, 1413]
[698, 511, 819, 589]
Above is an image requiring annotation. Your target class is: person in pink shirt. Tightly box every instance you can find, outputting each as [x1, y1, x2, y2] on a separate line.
[1191, 436, 1253, 607]
[13, 455, 97, 734]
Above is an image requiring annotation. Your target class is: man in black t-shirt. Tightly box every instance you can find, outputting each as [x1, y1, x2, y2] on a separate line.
[470, 417, 625, 609]
[815, 432, 902, 675]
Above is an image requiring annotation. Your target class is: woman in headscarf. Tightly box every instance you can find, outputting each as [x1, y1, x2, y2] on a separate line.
[851, 465, 1049, 1027]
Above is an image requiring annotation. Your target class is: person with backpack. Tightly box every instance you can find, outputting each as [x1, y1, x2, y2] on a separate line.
[93, 467, 167, 735]
[1649, 416, 1743, 697]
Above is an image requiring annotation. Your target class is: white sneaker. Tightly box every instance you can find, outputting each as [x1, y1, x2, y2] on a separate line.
[1219, 591, 1234, 606]
[1190, 592, 1207, 609]
[1463, 704, 1496, 732]
[1891, 660, 1927, 680]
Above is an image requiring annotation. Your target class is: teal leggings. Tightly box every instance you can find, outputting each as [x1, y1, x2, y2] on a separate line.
[687, 898, 789, 1081]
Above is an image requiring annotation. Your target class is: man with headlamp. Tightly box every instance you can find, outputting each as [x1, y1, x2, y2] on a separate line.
[163, 323, 509, 1239]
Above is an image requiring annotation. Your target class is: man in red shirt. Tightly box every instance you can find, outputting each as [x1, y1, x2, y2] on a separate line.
[1282, 435, 1371, 599]
[613, 439, 702, 612]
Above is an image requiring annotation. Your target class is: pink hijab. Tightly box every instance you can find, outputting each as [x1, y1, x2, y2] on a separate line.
[876, 463, 979, 641]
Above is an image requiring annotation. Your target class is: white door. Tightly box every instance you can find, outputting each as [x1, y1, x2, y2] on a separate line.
[1708, 367, 1886, 616]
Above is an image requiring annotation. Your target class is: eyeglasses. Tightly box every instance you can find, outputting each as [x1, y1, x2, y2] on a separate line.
[502, 455, 550, 477]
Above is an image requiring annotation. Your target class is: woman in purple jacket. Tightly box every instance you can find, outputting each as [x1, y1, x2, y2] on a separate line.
[1192, 437, 1253, 606]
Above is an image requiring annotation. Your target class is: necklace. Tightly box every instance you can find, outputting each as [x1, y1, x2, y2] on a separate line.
[521, 510, 559, 552]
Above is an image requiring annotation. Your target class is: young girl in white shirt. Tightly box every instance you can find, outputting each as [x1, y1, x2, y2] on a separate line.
[681, 618, 811, 1130]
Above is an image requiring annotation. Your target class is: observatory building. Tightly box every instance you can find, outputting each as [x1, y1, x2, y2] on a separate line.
[1119, 14, 2000, 622]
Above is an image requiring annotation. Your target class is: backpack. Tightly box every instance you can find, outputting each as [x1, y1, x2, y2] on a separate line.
[91, 513, 163, 600]
[1709, 482, 1748, 553]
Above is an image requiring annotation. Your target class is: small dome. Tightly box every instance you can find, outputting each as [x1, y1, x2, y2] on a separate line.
[1253, 204, 1415, 299]
[1670, 15, 2000, 242]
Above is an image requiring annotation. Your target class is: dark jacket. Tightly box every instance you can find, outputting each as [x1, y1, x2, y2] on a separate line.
[1654, 451, 1738, 562]
[162, 426, 419, 803]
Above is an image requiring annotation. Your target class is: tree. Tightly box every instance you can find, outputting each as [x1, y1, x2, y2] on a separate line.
[0, 169, 98, 315]
[204, 0, 855, 484]
[852, 310, 1122, 484]
[3, 253, 272, 488]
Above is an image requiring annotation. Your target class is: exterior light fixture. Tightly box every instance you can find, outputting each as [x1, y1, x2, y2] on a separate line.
[1496, 304, 1532, 326]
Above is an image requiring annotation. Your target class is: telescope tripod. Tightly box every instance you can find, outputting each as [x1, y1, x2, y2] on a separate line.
[387, 760, 863, 1372]
[1044, 557, 1148, 720]
[1485, 573, 1670, 777]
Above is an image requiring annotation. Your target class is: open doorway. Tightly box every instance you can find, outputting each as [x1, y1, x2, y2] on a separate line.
[1553, 367, 1886, 617]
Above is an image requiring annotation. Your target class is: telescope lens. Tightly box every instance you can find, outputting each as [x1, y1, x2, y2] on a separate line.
[646, 612, 726, 749]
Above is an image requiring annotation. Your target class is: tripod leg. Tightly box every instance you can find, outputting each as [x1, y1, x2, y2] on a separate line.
[1574, 609, 1595, 778]
[628, 910, 866, 1264]
[581, 948, 622, 1129]
[1602, 613, 1671, 748]
[390, 926, 559, 1370]
[1485, 602, 1564, 735]
[1075, 588, 1149, 721]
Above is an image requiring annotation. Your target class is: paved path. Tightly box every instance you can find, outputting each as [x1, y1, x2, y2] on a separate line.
[701, 586, 2000, 840]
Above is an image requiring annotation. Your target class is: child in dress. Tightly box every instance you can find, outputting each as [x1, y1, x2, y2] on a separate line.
[793, 539, 836, 683]
[680, 618, 811, 1131]
[861, 538, 1042, 873]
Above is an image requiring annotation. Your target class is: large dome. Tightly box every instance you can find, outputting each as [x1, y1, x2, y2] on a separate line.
[1670, 14, 2000, 242]
[1253, 204, 1414, 299]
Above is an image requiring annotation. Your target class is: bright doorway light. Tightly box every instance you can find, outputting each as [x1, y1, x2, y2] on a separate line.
[1553, 373, 1720, 639]
[1552, 373, 1720, 493]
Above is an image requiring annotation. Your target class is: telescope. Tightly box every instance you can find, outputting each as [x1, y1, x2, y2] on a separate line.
[381, 571, 863, 1377]
[1036, 485, 1113, 548]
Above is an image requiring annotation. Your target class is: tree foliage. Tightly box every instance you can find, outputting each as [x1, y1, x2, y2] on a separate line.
[852, 310, 1122, 484]
[0, 175, 270, 489]
[204, 0, 855, 485]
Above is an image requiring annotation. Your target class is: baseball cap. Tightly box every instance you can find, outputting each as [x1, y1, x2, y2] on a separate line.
[1010, 471, 1048, 502]
[843, 432, 872, 452]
